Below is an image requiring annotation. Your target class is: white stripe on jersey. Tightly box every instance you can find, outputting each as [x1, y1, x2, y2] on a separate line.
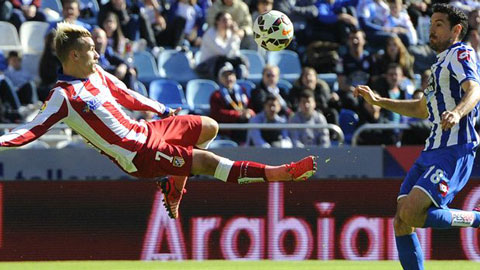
[0, 65, 169, 173]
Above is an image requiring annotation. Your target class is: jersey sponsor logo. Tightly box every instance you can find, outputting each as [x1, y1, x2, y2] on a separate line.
[457, 50, 471, 61]
[451, 211, 475, 227]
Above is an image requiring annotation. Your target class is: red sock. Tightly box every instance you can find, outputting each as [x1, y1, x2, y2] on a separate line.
[226, 161, 266, 184]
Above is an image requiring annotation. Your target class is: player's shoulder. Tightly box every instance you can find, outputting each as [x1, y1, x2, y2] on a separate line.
[449, 43, 476, 63]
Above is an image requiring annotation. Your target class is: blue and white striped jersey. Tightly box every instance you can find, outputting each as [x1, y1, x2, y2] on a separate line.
[424, 42, 480, 150]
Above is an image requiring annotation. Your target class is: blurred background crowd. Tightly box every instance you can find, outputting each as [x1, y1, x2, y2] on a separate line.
[0, 0, 478, 148]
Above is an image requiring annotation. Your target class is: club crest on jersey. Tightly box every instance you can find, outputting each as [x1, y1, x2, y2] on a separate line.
[457, 50, 470, 61]
[173, 156, 185, 167]
[83, 97, 101, 112]
[439, 180, 449, 197]
[40, 101, 48, 113]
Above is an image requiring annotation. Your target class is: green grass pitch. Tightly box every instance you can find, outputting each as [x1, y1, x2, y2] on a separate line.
[0, 260, 478, 270]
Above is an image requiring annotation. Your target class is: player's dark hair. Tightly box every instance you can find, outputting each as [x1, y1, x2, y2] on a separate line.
[432, 3, 468, 40]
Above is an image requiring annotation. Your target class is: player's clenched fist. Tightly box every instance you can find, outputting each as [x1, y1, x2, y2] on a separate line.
[441, 110, 460, 130]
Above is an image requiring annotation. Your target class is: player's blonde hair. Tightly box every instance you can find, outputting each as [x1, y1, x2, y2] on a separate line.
[54, 22, 92, 63]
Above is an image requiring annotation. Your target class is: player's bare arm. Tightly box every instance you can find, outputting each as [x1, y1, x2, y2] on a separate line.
[354, 85, 429, 119]
[441, 80, 480, 130]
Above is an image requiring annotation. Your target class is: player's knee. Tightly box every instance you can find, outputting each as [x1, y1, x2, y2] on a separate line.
[398, 202, 424, 227]
[201, 116, 219, 139]
[394, 214, 413, 235]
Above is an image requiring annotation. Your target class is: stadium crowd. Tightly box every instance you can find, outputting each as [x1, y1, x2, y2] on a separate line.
[0, 0, 478, 147]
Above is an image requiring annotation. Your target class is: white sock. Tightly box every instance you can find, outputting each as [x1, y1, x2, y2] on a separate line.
[214, 158, 234, 182]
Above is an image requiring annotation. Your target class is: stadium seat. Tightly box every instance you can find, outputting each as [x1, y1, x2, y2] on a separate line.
[41, 0, 63, 14]
[157, 49, 198, 85]
[20, 21, 50, 54]
[149, 79, 189, 110]
[185, 79, 218, 115]
[339, 109, 359, 145]
[317, 73, 339, 92]
[133, 80, 148, 97]
[236, 79, 256, 97]
[240, 49, 265, 83]
[267, 50, 301, 83]
[133, 51, 161, 85]
[277, 79, 292, 94]
[0, 22, 21, 52]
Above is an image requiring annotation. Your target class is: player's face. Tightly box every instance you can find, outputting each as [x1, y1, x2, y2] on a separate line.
[75, 37, 99, 77]
[430, 12, 456, 53]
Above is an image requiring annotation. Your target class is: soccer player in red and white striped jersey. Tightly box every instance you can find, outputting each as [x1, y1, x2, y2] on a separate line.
[0, 22, 317, 219]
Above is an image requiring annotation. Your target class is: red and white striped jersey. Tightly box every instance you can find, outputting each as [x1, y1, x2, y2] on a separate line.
[0, 65, 168, 173]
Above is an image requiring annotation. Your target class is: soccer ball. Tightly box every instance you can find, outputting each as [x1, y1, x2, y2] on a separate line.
[253, 10, 294, 51]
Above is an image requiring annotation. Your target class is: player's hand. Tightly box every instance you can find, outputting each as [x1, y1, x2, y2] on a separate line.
[441, 110, 460, 130]
[354, 85, 379, 105]
[168, 107, 182, 116]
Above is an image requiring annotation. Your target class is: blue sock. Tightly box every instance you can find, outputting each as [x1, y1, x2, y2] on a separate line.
[424, 207, 480, 228]
[396, 233, 424, 270]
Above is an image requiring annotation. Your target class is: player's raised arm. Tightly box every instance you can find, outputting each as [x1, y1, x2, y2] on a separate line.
[0, 89, 68, 150]
[354, 85, 429, 119]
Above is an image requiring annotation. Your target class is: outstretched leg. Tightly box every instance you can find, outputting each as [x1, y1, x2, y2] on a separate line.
[191, 149, 317, 183]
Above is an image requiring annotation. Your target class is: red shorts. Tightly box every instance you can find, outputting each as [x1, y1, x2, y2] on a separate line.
[131, 115, 202, 179]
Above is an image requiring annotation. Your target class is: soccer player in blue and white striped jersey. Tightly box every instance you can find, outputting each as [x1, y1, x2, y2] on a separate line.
[355, 4, 480, 270]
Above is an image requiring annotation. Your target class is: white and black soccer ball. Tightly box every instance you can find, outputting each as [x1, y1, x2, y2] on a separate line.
[253, 10, 294, 51]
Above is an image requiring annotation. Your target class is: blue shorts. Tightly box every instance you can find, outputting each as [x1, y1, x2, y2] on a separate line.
[398, 143, 477, 208]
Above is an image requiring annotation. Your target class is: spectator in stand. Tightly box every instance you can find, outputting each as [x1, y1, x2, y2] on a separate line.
[338, 28, 374, 111]
[247, 94, 292, 148]
[196, 11, 248, 80]
[384, 0, 418, 46]
[250, 65, 292, 116]
[38, 31, 61, 102]
[401, 88, 431, 145]
[370, 63, 410, 124]
[356, 89, 397, 145]
[92, 27, 137, 90]
[210, 62, 255, 144]
[4, 51, 36, 105]
[357, 0, 392, 47]
[8, 0, 46, 30]
[169, 0, 205, 48]
[289, 90, 330, 147]
[311, 0, 359, 43]
[100, 12, 127, 56]
[371, 35, 415, 82]
[206, 0, 255, 49]
[47, 0, 93, 33]
[289, 66, 339, 124]
[274, 0, 324, 47]
[98, 0, 157, 48]
[0, 51, 22, 123]
[252, 0, 274, 21]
